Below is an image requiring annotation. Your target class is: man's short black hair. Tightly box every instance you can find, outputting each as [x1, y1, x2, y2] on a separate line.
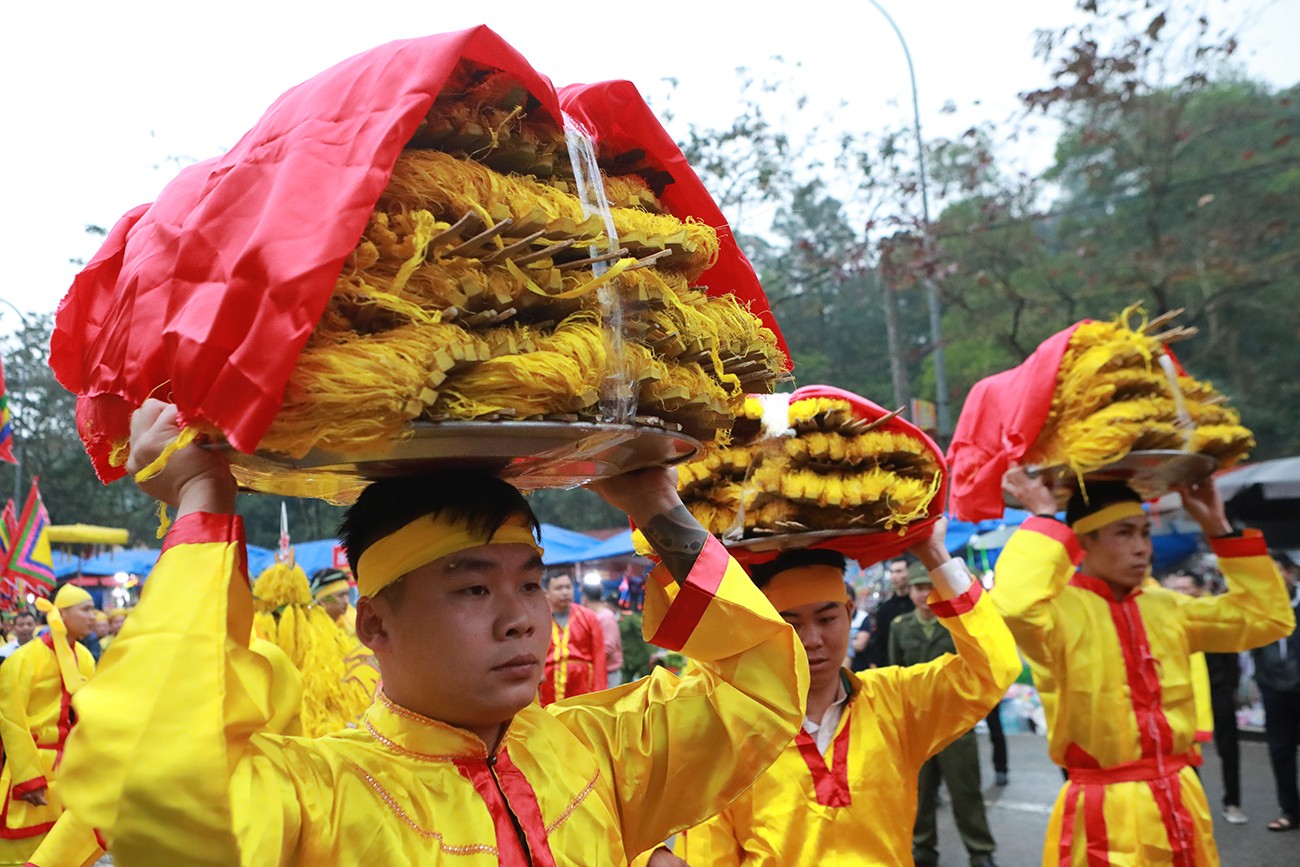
[542, 571, 572, 590]
[581, 584, 602, 603]
[338, 469, 540, 576]
[12, 610, 35, 623]
[1065, 481, 1143, 530]
[748, 548, 847, 592]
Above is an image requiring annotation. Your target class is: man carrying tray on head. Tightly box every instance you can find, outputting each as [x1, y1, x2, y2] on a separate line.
[675, 521, 1020, 866]
[57, 400, 808, 867]
[672, 383, 1021, 865]
[996, 467, 1294, 866]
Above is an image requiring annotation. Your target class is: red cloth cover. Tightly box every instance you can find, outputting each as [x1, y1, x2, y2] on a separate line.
[728, 384, 948, 570]
[50, 26, 786, 483]
[945, 323, 1084, 522]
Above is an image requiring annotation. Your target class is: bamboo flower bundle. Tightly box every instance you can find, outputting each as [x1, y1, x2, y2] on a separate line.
[252, 66, 785, 459]
[251, 562, 374, 738]
[678, 395, 944, 539]
[1023, 305, 1254, 478]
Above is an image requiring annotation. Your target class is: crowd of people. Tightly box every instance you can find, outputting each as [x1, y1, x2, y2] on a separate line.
[1, 435, 1296, 865]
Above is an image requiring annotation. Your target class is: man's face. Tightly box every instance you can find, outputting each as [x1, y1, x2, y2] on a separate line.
[320, 590, 350, 621]
[545, 575, 574, 615]
[108, 614, 126, 634]
[357, 543, 550, 740]
[779, 599, 851, 697]
[888, 561, 910, 594]
[61, 601, 97, 641]
[1080, 516, 1152, 591]
[909, 582, 934, 617]
[91, 618, 110, 638]
[12, 614, 35, 643]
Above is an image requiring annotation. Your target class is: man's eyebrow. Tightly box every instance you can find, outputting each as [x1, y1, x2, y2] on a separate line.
[814, 602, 840, 614]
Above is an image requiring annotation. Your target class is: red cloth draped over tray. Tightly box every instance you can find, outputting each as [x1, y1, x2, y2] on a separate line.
[50, 25, 787, 483]
[728, 384, 948, 570]
[945, 324, 1082, 522]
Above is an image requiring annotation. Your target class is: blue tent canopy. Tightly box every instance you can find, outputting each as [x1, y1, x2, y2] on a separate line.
[576, 529, 637, 562]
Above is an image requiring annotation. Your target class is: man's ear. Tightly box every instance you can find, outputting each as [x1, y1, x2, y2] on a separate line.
[355, 596, 389, 652]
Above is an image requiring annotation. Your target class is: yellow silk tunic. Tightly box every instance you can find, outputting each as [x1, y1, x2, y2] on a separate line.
[992, 519, 1294, 866]
[678, 585, 1021, 866]
[0, 634, 95, 865]
[60, 512, 806, 866]
[27, 636, 305, 867]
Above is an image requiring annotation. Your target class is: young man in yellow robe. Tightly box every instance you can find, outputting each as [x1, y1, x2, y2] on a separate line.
[58, 400, 807, 867]
[996, 467, 1295, 866]
[310, 567, 357, 636]
[0, 584, 96, 866]
[675, 519, 1021, 865]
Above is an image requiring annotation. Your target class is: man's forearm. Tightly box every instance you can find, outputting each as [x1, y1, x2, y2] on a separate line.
[641, 505, 710, 585]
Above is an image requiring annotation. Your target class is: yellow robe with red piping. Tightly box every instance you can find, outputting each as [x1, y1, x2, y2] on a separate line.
[58, 513, 806, 866]
[27, 636, 306, 867]
[677, 584, 1021, 866]
[0, 635, 95, 865]
[992, 519, 1295, 867]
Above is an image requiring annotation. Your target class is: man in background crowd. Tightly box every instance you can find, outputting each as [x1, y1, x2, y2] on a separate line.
[0, 610, 37, 663]
[541, 572, 606, 704]
[864, 559, 914, 668]
[1253, 555, 1300, 832]
[584, 584, 625, 687]
[0, 585, 97, 864]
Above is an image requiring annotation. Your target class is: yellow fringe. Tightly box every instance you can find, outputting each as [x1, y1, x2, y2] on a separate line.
[133, 427, 198, 483]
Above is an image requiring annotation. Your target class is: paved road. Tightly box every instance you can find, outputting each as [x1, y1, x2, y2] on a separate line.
[931, 732, 1295, 866]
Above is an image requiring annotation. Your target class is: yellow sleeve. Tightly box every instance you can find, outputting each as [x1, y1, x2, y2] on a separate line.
[1181, 532, 1296, 653]
[898, 585, 1022, 765]
[0, 643, 45, 789]
[27, 808, 106, 866]
[61, 513, 309, 867]
[990, 517, 1080, 672]
[677, 802, 743, 867]
[547, 535, 807, 859]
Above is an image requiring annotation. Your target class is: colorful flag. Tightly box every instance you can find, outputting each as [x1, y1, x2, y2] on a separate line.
[0, 499, 17, 608]
[7, 480, 55, 598]
[0, 356, 15, 465]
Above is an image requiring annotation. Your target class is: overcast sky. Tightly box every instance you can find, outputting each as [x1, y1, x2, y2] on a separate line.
[2, 0, 1295, 323]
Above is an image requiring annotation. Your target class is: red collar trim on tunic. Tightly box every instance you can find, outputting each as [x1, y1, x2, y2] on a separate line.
[1069, 572, 1142, 601]
[794, 707, 854, 808]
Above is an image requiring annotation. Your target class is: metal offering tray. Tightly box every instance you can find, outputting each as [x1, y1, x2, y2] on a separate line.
[722, 526, 891, 555]
[1006, 449, 1217, 508]
[223, 420, 702, 504]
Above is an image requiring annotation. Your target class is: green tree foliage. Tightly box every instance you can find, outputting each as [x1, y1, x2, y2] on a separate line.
[934, 0, 1300, 457]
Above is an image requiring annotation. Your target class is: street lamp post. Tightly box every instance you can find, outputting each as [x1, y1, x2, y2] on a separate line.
[864, 0, 952, 439]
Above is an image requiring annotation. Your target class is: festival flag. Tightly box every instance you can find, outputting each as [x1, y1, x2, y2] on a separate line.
[0, 499, 17, 608]
[0, 356, 15, 465]
[7, 479, 55, 598]
[278, 501, 292, 563]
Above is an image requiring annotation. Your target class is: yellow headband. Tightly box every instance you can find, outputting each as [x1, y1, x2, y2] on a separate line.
[53, 584, 94, 610]
[356, 513, 543, 597]
[1071, 502, 1145, 536]
[313, 578, 352, 601]
[762, 564, 849, 613]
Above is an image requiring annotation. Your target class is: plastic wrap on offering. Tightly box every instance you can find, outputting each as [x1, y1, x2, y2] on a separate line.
[949, 305, 1253, 520]
[677, 385, 947, 568]
[51, 27, 788, 497]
